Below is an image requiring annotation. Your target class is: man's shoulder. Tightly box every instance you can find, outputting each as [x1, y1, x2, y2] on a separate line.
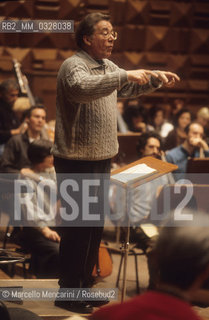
[6, 133, 28, 145]
[60, 50, 93, 66]
[59, 51, 118, 70]
[59, 53, 78, 68]
[166, 145, 186, 163]
[166, 145, 184, 156]
[58, 51, 90, 77]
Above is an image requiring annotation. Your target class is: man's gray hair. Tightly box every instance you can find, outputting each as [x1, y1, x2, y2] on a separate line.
[0, 79, 19, 94]
[154, 211, 209, 289]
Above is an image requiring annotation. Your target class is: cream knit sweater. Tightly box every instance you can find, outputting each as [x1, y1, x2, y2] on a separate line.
[52, 50, 161, 161]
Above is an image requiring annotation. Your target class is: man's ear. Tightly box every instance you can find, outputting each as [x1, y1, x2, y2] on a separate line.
[83, 35, 92, 47]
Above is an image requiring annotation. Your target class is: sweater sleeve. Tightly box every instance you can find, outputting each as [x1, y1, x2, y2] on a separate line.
[117, 75, 162, 98]
[63, 63, 128, 103]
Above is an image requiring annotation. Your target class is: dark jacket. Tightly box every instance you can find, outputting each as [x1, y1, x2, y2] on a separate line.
[0, 132, 31, 173]
[0, 98, 20, 144]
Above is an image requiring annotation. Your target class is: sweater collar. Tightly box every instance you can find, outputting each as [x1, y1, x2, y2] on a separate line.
[76, 50, 106, 69]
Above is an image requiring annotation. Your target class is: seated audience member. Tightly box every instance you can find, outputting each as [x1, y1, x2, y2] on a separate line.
[0, 105, 47, 173]
[0, 79, 25, 155]
[196, 107, 209, 128]
[166, 122, 209, 181]
[13, 97, 51, 140]
[14, 139, 60, 278]
[91, 212, 209, 320]
[130, 132, 173, 249]
[148, 105, 173, 139]
[164, 108, 192, 151]
[196, 107, 209, 142]
[123, 101, 149, 133]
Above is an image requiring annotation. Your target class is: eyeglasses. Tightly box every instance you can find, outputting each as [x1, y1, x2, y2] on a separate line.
[97, 30, 118, 40]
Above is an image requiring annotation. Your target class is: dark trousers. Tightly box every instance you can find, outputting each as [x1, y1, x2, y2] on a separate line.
[20, 227, 60, 278]
[54, 156, 111, 288]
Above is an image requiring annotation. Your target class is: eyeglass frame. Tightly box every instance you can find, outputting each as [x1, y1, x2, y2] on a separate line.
[95, 30, 118, 40]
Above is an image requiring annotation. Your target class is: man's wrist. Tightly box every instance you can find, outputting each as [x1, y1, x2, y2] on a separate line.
[150, 71, 163, 88]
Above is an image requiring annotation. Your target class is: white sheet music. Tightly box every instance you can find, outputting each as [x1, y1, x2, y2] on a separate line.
[111, 163, 157, 184]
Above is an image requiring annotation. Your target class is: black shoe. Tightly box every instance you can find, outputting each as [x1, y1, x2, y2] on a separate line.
[54, 300, 93, 314]
[89, 299, 110, 307]
[83, 276, 97, 288]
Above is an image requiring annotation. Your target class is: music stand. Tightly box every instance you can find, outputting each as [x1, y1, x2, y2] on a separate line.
[111, 156, 177, 301]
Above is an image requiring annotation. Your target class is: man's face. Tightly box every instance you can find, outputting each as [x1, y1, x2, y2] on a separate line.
[142, 137, 161, 158]
[2, 89, 19, 106]
[187, 123, 204, 146]
[27, 108, 46, 133]
[86, 20, 115, 59]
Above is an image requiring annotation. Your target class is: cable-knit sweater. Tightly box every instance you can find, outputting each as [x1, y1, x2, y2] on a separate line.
[52, 50, 161, 161]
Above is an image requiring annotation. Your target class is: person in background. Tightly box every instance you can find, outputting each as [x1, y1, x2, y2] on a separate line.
[0, 79, 25, 155]
[163, 108, 192, 151]
[0, 105, 47, 174]
[130, 132, 172, 225]
[148, 105, 173, 139]
[166, 122, 209, 181]
[196, 107, 209, 128]
[13, 96, 51, 141]
[91, 212, 209, 320]
[196, 107, 209, 143]
[0, 105, 48, 237]
[123, 101, 150, 133]
[14, 139, 60, 278]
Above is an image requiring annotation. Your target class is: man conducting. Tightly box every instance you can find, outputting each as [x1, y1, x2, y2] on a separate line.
[52, 12, 180, 314]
